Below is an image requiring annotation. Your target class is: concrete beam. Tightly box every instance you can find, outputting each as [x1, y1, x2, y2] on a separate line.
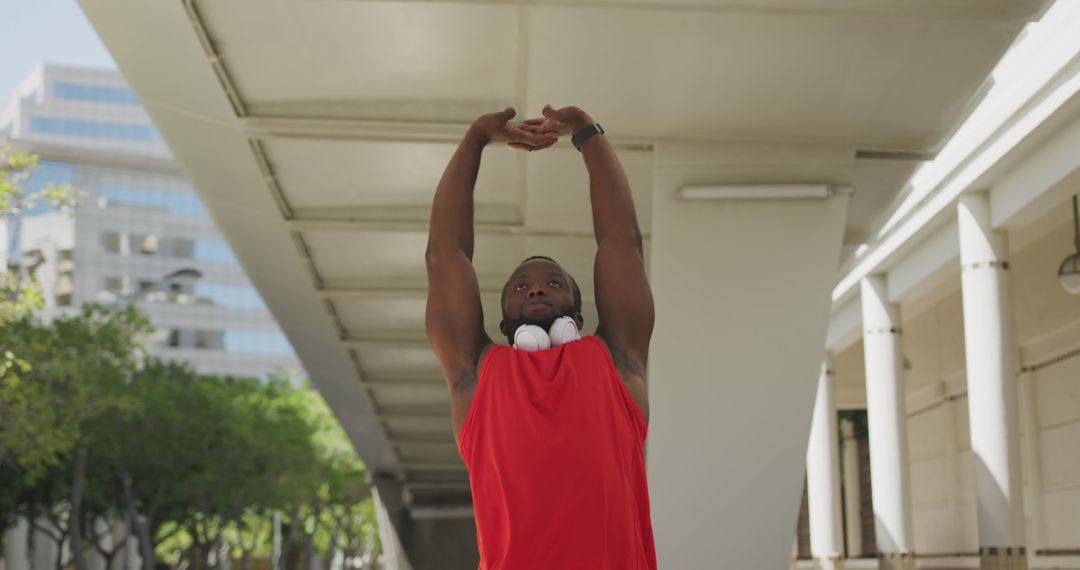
[327, 0, 1048, 20]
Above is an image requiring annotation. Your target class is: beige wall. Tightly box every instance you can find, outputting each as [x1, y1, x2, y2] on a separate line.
[832, 216, 1080, 556]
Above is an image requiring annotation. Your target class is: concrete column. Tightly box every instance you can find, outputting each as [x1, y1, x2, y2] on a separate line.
[646, 141, 852, 569]
[840, 420, 863, 559]
[3, 518, 30, 570]
[957, 193, 1027, 570]
[806, 358, 845, 570]
[859, 276, 915, 570]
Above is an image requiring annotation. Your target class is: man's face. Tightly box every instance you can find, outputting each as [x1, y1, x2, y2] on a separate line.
[499, 259, 581, 342]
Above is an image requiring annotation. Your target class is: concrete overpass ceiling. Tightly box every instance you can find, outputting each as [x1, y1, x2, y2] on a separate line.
[78, 0, 1051, 513]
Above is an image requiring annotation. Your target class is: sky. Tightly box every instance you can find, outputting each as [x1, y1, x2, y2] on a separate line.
[0, 0, 116, 100]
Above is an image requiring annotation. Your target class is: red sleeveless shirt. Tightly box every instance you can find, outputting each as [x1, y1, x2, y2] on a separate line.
[458, 335, 656, 570]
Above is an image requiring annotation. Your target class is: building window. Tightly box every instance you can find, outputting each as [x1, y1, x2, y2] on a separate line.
[53, 82, 140, 105]
[195, 330, 225, 350]
[140, 234, 158, 255]
[136, 280, 158, 294]
[171, 238, 195, 258]
[101, 231, 123, 253]
[166, 329, 181, 348]
[102, 276, 125, 295]
[99, 186, 207, 217]
[29, 115, 161, 142]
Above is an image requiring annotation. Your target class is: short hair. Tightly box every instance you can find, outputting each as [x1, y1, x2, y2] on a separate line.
[501, 255, 582, 314]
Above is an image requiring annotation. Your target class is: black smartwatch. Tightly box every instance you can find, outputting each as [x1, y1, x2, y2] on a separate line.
[571, 123, 604, 151]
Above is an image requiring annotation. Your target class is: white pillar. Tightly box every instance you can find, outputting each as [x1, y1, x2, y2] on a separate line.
[957, 192, 1027, 570]
[859, 276, 915, 570]
[806, 358, 845, 570]
[3, 519, 30, 570]
[840, 420, 863, 559]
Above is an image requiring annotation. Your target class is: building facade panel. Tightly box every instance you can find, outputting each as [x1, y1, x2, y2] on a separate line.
[2, 64, 299, 379]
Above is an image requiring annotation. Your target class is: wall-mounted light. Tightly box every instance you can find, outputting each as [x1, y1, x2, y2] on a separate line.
[1059, 195, 1080, 295]
[679, 184, 835, 201]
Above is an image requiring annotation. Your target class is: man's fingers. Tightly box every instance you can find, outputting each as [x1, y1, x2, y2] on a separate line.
[509, 127, 555, 146]
[542, 104, 559, 120]
[496, 107, 517, 123]
[508, 138, 558, 152]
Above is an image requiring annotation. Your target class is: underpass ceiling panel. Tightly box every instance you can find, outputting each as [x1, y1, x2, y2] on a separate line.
[526, 7, 1025, 151]
[353, 346, 443, 375]
[385, 426, 455, 443]
[397, 442, 464, 463]
[303, 229, 600, 288]
[304, 229, 428, 280]
[524, 147, 655, 235]
[370, 385, 450, 408]
[263, 138, 521, 209]
[405, 470, 471, 484]
[384, 415, 457, 436]
[334, 298, 427, 331]
[195, 0, 518, 121]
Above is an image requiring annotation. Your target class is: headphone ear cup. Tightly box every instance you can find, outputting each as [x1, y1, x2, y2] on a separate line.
[548, 316, 581, 347]
[514, 324, 551, 351]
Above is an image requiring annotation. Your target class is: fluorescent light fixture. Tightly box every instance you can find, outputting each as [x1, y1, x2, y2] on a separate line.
[680, 184, 832, 201]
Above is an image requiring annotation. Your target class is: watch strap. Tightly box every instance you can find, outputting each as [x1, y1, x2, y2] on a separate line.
[571, 123, 604, 151]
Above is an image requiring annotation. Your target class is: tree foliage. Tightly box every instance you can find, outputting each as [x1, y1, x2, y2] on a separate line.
[0, 305, 379, 569]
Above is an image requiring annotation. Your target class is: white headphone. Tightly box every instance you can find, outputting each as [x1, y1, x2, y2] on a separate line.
[513, 316, 582, 351]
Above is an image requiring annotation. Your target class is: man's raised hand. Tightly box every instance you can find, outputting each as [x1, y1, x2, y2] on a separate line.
[523, 105, 594, 138]
[470, 108, 558, 152]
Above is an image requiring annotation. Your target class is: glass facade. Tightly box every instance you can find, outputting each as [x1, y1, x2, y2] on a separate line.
[194, 239, 238, 264]
[53, 82, 140, 105]
[195, 282, 267, 310]
[224, 330, 294, 355]
[30, 115, 161, 142]
[100, 185, 208, 216]
[21, 161, 76, 215]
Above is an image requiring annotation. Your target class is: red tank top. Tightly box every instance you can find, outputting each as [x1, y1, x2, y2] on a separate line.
[458, 335, 656, 570]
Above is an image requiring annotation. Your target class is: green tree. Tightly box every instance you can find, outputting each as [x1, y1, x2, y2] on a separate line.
[0, 304, 149, 570]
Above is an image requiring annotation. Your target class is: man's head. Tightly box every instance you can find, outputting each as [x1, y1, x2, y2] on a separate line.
[499, 256, 583, 345]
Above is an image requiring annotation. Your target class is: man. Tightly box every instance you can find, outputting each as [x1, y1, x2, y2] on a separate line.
[425, 104, 656, 569]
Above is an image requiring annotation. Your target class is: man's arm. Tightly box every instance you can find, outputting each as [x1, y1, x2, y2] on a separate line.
[536, 106, 655, 370]
[425, 109, 555, 389]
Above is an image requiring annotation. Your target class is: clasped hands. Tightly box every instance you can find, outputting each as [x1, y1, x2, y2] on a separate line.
[468, 105, 594, 152]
